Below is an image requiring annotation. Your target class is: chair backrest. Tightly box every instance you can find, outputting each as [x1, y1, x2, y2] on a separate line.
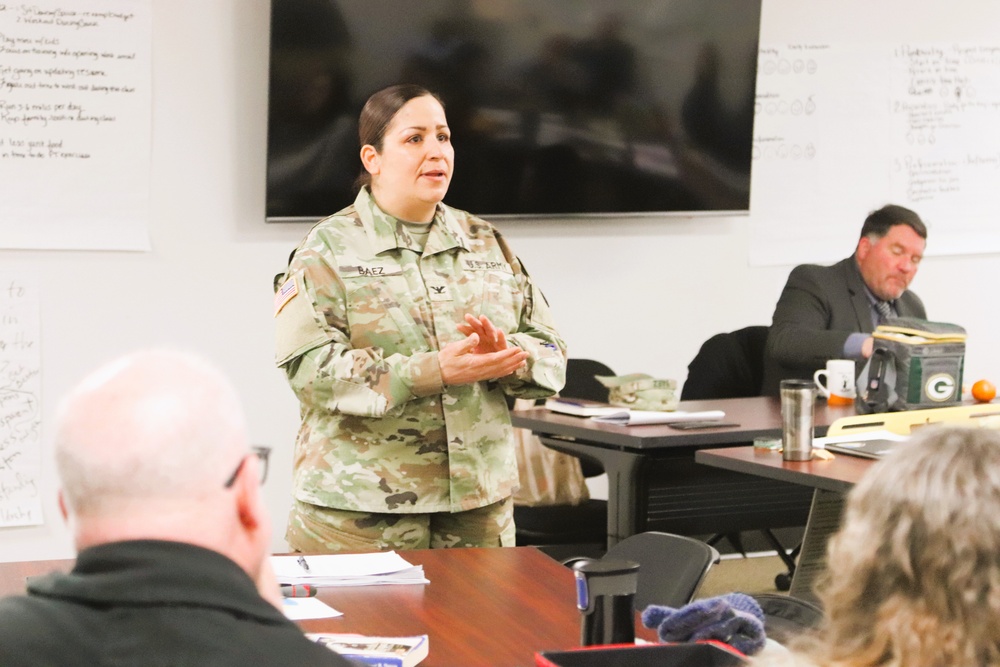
[560, 358, 616, 478]
[602, 531, 721, 610]
[562, 358, 616, 403]
[681, 326, 769, 401]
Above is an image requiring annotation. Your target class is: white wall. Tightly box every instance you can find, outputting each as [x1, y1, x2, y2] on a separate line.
[3, 0, 999, 562]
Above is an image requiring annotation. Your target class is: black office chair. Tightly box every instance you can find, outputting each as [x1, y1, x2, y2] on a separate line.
[607, 531, 721, 609]
[513, 359, 614, 562]
[680, 326, 769, 401]
[567, 531, 721, 610]
[681, 326, 807, 591]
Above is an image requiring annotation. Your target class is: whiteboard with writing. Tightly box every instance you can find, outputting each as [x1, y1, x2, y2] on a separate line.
[750, 1, 1000, 265]
[0, 1, 151, 250]
[0, 275, 42, 527]
[888, 43, 1000, 254]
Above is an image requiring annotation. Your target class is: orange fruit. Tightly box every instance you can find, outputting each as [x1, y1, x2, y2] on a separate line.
[972, 379, 996, 403]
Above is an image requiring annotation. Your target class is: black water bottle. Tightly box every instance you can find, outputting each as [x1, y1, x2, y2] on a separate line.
[572, 558, 640, 646]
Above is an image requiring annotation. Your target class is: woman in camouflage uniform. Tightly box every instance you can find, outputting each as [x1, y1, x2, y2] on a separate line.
[274, 84, 567, 552]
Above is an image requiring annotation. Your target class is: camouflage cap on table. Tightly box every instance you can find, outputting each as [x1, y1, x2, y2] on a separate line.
[596, 373, 679, 411]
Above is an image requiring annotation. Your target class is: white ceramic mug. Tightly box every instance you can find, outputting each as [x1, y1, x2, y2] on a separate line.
[814, 359, 856, 406]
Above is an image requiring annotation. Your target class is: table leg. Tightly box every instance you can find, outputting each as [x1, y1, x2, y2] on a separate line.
[538, 436, 644, 548]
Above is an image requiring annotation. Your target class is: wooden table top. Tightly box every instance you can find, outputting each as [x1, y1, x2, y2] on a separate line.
[695, 445, 875, 494]
[512, 396, 855, 450]
[301, 546, 583, 666]
[0, 546, 656, 667]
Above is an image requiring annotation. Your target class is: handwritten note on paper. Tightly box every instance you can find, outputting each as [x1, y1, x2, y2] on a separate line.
[0, 1, 151, 250]
[0, 275, 42, 527]
[889, 43, 1000, 253]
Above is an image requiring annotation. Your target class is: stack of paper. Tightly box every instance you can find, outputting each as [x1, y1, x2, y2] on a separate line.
[591, 409, 727, 426]
[545, 398, 727, 425]
[272, 551, 429, 587]
[282, 597, 343, 621]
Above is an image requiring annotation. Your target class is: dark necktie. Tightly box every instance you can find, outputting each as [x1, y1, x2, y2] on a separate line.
[875, 300, 893, 324]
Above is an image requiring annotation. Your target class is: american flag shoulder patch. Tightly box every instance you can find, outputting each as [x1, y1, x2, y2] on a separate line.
[273, 277, 299, 316]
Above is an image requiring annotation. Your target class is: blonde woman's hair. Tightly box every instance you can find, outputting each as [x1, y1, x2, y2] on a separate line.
[796, 426, 1000, 667]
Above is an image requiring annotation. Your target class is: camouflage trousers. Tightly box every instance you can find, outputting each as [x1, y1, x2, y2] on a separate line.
[286, 497, 515, 553]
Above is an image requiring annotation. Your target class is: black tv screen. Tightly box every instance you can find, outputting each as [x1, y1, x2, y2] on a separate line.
[266, 0, 762, 222]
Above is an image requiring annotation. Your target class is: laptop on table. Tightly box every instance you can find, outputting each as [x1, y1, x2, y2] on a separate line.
[818, 430, 911, 460]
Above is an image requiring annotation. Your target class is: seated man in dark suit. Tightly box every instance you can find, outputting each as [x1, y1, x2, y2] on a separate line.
[0, 350, 352, 667]
[761, 204, 927, 396]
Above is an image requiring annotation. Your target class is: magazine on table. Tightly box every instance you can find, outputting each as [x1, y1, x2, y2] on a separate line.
[308, 633, 429, 667]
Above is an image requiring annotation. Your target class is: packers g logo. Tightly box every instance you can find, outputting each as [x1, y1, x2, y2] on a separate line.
[925, 373, 956, 402]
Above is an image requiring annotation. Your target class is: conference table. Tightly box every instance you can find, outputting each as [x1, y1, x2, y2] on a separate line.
[0, 546, 657, 667]
[694, 445, 872, 494]
[511, 397, 855, 548]
[694, 445, 875, 604]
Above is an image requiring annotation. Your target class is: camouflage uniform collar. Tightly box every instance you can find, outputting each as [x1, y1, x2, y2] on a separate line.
[428, 204, 470, 255]
[355, 187, 469, 256]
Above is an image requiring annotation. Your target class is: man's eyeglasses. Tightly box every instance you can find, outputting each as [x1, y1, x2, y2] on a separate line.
[224, 446, 271, 488]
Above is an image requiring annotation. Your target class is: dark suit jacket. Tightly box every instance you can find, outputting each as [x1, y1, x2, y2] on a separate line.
[761, 256, 926, 396]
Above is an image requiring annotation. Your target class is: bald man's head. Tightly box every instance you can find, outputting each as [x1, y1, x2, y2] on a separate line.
[54, 350, 249, 519]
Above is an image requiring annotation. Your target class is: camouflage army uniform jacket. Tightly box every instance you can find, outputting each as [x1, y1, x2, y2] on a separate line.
[274, 188, 567, 514]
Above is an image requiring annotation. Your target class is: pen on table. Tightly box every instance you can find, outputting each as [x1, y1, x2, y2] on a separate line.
[281, 584, 318, 598]
[297, 555, 311, 573]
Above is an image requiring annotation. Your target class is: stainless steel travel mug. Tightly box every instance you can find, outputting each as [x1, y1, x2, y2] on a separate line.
[572, 558, 640, 646]
[780, 379, 815, 461]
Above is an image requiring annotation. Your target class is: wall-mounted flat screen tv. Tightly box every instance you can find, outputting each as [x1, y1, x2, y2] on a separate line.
[266, 0, 762, 222]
